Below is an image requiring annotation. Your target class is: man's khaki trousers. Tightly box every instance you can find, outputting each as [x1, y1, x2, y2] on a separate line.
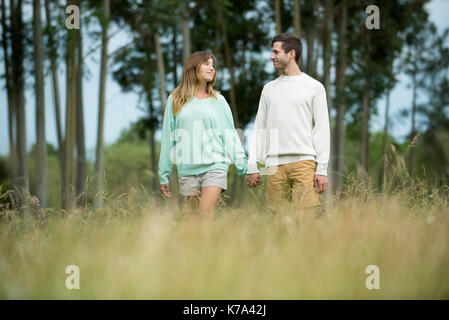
[266, 160, 321, 211]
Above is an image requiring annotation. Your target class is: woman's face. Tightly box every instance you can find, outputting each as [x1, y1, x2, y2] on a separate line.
[197, 58, 215, 83]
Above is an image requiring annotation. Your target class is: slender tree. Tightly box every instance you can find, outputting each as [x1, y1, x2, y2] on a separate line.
[172, 25, 178, 86]
[217, 3, 240, 128]
[293, 0, 300, 37]
[94, 0, 110, 208]
[322, 0, 332, 110]
[379, 70, 392, 190]
[360, 26, 371, 177]
[360, 76, 370, 176]
[10, 0, 28, 201]
[181, 5, 190, 64]
[321, 0, 333, 195]
[154, 33, 166, 112]
[44, 0, 64, 162]
[147, 91, 158, 193]
[409, 66, 418, 179]
[1, 0, 17, 189]
[216, 1, 246, 202]
[75, 0, 86, 206]
[33, 0, 47, 207]
[305, 0, 318, 77]
[333, 0, 347, 192]
[275, 0, 281, 34]
[63, 0, 78, 211]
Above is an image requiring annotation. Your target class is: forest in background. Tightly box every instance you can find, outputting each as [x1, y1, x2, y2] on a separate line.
[1, 0, 449, 210]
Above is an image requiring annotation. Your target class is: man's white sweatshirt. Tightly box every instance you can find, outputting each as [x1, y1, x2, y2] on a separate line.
[247, 72, 330, 176]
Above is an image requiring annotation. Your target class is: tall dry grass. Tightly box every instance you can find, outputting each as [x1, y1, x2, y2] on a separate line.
[0, 152, 448, 299]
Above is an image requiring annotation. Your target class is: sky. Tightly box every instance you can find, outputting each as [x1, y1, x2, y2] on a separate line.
[1, 0, 449, 158]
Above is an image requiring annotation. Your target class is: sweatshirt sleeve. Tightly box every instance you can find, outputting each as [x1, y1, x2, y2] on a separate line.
[158, 96, 175, 184]
[311, 88, 331, 176]
[247, 90, 268, 174]
[220, 96, 248, 175]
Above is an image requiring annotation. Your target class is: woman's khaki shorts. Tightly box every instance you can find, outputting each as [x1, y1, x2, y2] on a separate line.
[266, 160, 320, 209]
[178, 169, 227, 197]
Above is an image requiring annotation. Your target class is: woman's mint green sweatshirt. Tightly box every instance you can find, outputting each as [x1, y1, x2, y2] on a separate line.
[158, 94, 248, 185]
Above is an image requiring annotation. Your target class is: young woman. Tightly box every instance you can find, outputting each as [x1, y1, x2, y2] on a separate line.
[158, 51, 247, 217]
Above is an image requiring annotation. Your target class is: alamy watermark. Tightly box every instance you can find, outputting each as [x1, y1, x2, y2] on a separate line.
[365, 5, 380, 30]
[65, 4, 379, 31]
[65, 265, 80, 290]
[365, 265, 380, 290]
[66, 5, 80, 30]
[163, 122, 282, 175]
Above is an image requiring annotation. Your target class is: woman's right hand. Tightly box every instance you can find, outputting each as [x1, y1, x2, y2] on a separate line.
[160, 184, 171, 197]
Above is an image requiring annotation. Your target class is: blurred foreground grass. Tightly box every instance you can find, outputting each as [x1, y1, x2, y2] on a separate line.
[0, 178, 448, 299]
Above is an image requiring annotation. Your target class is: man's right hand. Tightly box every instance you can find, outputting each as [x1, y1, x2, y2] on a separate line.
[245, 173, 263, 187]
[160, 184, 171, 197]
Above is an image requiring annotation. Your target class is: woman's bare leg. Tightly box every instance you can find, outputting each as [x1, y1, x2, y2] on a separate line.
[198, 186, 222, 218]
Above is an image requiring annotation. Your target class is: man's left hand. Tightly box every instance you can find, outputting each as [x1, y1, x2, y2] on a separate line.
[314, 175, 328, 194]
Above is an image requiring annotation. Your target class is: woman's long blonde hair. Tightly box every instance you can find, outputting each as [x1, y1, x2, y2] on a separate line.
[171, 51, 219, 115]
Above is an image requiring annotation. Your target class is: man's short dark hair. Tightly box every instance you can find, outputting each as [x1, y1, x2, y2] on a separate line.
[271, 33, 303, 64]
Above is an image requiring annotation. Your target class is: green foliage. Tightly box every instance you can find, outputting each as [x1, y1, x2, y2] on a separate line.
[5, 0, 449, 211]
[116, 119, 155, 144]
[0, 144, 61, 208]
[400, 25, 449, 185]
[343, 130, 407, 188]
[103, 142, 154, 195]
[0, 157, 10, 192]
[414, 127, 449, 186]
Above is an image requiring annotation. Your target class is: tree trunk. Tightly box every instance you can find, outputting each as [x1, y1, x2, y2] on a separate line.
[293, 0, 301, 37]
[181, 7, 190, 64]
[33, 0, 47, 207]
[217, 4, 242, 202]
[360, 28, 371, 178]
[306, 1, 318, 77]
[155, 33, 166, 110]
[322, 0, 333, 196]
[275, 0, 282, 34]
[409, 67, 417, 180]
[217, 5, 240, 128]
[63, 0, 78, 211]
[1, 0, 17, 188]
[172, 26, 178, 86]
[214, 17, 221, 64]
[44, 0, 64, 171]
[10, 0, 28, 202]
[379, 72, 392, 191]
[154, 33, 180, 204]
[334, 0, 347, 192]
[75, 2, 86, 207]
[94, 0, 110, 208]
[45, 0, 65, 209]
[148, 94, 158, 193]
[361, 80, 370, 177]
[322, 0, 332, 109]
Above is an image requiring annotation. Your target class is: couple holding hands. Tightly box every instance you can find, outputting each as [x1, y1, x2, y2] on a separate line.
[158, 33, 330, 218]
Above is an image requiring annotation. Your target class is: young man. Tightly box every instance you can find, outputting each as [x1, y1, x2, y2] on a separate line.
[246, 33, 330, 212]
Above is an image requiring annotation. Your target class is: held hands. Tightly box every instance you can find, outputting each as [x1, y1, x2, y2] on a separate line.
[245, 173, 263, 187]
[160, 184, 171, 197]
[245, 172, 327, 192]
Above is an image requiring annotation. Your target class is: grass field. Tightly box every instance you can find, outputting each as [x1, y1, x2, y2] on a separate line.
[0, 177, 448, 299]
